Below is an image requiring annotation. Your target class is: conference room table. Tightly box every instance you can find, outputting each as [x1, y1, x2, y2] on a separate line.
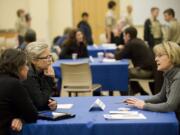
[87, 45, 116, 57]
[52, 58, 129, 92]
[13, 96, 179, 135]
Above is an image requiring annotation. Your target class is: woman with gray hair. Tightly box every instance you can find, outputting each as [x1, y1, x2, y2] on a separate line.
[23, 42, 57, 111]
[123, 42, 180, 120]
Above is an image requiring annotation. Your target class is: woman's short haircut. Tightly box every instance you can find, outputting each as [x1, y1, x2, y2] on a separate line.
[108, 1, 116, 9]
[0, 49, 27, 76]
[153, 42, 180, 66]
[25, 42, 49, 61]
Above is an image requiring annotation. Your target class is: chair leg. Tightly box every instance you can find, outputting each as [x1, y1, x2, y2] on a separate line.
[109, 91, 113, 96]
[75, 92, 78, 97]
[68, 92, 72, 97]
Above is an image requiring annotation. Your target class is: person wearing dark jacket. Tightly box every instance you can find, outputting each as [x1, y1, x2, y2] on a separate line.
[77, 12, 93, 45]
[23, 42, 57, 111]
[115, 27, 154, 77]
[144, 7, 162, 48]
[59, 29, 88, 59]
[106, 27, 154, 95]
[17, 29, 36, 50]
[0, 49, 37, 135]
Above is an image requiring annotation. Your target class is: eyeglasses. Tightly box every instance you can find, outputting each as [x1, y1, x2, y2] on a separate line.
[155, 53, 167, 58]
[36, 55, 52, 60]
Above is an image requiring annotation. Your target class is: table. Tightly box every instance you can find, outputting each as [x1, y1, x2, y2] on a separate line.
[52, 59, 129, 91]
[88, 46, 116, 57]
[13, 96, 179, 135]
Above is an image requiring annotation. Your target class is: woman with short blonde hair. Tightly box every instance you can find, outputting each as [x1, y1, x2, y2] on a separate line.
[124, 41, 180, 120]
[24, 42, 57, 111]
[153, 41, 180, 66]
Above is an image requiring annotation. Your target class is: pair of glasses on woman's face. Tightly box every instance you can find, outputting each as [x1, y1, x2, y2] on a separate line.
[155, 53, 167, 58]
[36, 55, 52, 60]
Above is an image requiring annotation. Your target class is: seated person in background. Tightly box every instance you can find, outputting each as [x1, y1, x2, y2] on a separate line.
[59, 29, 88, 59]
[23, 42, 57, 111]
[106, 26, 154, 95]
[110, 18, 129, 46]
[51, 28, 72, 57]
[110, 25, 124, 46]
[124, 42, 180, 120]
[0, 49, 37, 135]
[55, 27, 72, 47]
[18, 29, 36, 50]
[77, 12, 93, 45]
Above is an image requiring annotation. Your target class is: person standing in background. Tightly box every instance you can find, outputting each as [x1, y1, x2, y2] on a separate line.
[77, 12, 93, 45]
[125, 5, 133, 26]
[163, 8, 180, 45]
[25, 13, 32, 30]
[144, 7, 163, 48]
[15, 9, 27, 45]
[105, 0, 117, 43]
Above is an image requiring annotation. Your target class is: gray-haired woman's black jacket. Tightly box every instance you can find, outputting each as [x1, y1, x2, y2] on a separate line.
[23, 65, 55, 111]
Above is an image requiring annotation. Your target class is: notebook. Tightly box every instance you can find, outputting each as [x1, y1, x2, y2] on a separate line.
[38, 111, 75, 121]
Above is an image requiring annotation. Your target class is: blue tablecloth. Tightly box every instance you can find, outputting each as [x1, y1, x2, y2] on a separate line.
[52, 59, 128, 91]
[88, 46, 116, 57]
[14, 96, 179, 135]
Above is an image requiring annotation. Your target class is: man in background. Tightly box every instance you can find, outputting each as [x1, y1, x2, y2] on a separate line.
[15, 9, 27, 45]
[125, 5, 133, 26]
[105, 0, 117, 43]
[163, 8, 180, 45]
[144, 7, 163, 48]
[77, 12, 93, 45]
[18, 29, 36, 50]
[106, 27, 154, 95]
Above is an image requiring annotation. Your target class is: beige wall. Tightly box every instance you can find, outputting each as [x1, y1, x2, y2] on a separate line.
[28, 0, 49, 42]
[0, 0, 29, 29]
[49, 0, 73, 42]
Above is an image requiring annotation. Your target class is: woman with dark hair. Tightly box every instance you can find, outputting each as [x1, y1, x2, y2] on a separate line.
[59, 29, 88, 59]
[0, 49, 37, 135]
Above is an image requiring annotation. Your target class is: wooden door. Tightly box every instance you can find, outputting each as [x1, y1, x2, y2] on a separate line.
[73, 0, 120, 44]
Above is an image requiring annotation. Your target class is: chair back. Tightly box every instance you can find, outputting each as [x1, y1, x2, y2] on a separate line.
[61, 62, 93, 92]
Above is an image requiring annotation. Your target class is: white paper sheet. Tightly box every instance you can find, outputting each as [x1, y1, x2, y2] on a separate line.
[104, 113, 146, 120]
[102, 58, 116, 63]
[57, 104, 73, 109]
[109, 111, 139, 115]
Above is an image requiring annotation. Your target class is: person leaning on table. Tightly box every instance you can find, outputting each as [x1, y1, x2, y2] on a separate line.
[124, 42, 180, 120]
[0, 49, 37, 135]
[23, 42, 57, 111]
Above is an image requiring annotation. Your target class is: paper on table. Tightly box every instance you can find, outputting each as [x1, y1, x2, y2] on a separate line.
[104, 113, 146, 120]
[102, 43, 117, 49]
[57, 104, 73, 109]
[102, 58, 116, 63]
[109, 111, 138, 115]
